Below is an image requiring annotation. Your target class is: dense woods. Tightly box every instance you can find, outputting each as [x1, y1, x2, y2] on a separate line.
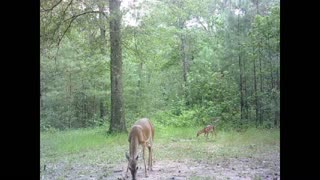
[40, 0, 280, 132]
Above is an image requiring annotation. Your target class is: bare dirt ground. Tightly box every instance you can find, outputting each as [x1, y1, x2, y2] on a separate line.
[41, 150, 279, 180]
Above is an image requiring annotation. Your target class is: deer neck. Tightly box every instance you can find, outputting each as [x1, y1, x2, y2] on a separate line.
[129, 133, 139, 158]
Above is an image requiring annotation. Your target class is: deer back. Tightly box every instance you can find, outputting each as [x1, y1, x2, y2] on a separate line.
[129, 118, 154, 145]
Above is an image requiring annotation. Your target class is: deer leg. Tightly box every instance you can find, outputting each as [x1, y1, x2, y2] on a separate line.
[150, 147, 153, 170]
[125, 161, 130, 178]
[148, 144, 152, 171]
[143, 144, 148, 177]
[126, 162, 129, 173]
[147, 143, 150, 170]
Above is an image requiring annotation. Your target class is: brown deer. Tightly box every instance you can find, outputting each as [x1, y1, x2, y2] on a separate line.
[126, 118, 154, 180]
[197, 125, 216, 139]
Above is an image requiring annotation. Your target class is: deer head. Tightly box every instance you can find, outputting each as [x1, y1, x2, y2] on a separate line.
[126, 152, 139, 180]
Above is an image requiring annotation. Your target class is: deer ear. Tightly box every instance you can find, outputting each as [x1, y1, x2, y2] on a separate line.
[135, 155, 139, 160]
[136, 166, 138, 170]
[126, 152, 130, 160]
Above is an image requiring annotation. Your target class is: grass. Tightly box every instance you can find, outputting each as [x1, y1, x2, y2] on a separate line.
[40, 126, 279, 171]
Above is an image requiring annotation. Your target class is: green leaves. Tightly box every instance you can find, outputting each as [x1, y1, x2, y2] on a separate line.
[41, 0, 280, 130]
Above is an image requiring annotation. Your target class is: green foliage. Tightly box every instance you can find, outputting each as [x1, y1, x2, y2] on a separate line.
[152, 108, 197, 127]
[40, 0, 280, 131]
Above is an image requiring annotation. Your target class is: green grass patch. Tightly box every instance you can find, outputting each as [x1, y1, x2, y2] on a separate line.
[40, 127, 127, 158]
[41, 126, 279, 168]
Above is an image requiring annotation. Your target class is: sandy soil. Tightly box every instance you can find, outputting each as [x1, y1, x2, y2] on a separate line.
[41, 150, 279, 180]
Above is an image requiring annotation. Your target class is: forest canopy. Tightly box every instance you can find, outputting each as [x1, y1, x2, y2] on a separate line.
[40, 0, 280, 131]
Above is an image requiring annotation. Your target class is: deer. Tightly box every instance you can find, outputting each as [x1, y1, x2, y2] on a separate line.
[196, 125, 216, 139]
[126, 118, 154, 180]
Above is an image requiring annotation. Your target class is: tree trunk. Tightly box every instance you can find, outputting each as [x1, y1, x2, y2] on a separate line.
[100, 99, 106, 119]
[259, 60, 263, 124]
[69, 72, 72, 128]
[243, 56, 248, 120]
[93, 83, 96, 118]
[277, 66, 280, 90]
[256, 0, 259, 15]
[181, 34, 188, 84]
[253, 52, 259, 127]
[178, 15, 189, 106]
[258, 39, 263, 125]
[98, 3, 106, 54]
[239, 55, 244, 120]
[40, 80, 44, 109]
[268, 36, 274, 91]
[40, 92, 43, 109]
[108, 0, 127, 133]
[237, 0, 244, 120]
[181, 34, 189, 105]
[133, 28, 143, 112]
[270, 58, 274, 90]
[138, 61, 143, 99]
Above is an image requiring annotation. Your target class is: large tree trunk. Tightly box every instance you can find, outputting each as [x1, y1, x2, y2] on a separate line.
[109, 0, 127, 133]
[237, 0, 244, 120]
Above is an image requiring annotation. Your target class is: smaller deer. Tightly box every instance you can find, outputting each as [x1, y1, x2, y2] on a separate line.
[197, 125, 216, 139]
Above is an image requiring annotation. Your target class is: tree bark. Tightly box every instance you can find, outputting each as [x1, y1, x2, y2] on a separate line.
[237, 0, 244, 120]
[181, 34, 189, 105]
[138, 61, 143, 99]
[239, 55, 244, 120]
[134, 29, 143, 111]
[100, 99, 106, 119]
[243, 56, 248, 120]
[178, 16, 189, 106]
[98, 3, 107, 54]
[259, 48, 263, 125]
[253, 51, 259, 127]
[109, 0, 127, 133]
[277, 66, 280, 90]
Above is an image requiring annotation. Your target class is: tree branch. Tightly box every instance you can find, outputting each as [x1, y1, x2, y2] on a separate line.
[64, 10, 108, 22]
[196, 16, 208, 32]
[51, 0, 73, 42]
[41, 0, 108, 58]
[57, 10, 108, 48]
[57, 17, 75, 48]
[40, 0, 63, 12]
